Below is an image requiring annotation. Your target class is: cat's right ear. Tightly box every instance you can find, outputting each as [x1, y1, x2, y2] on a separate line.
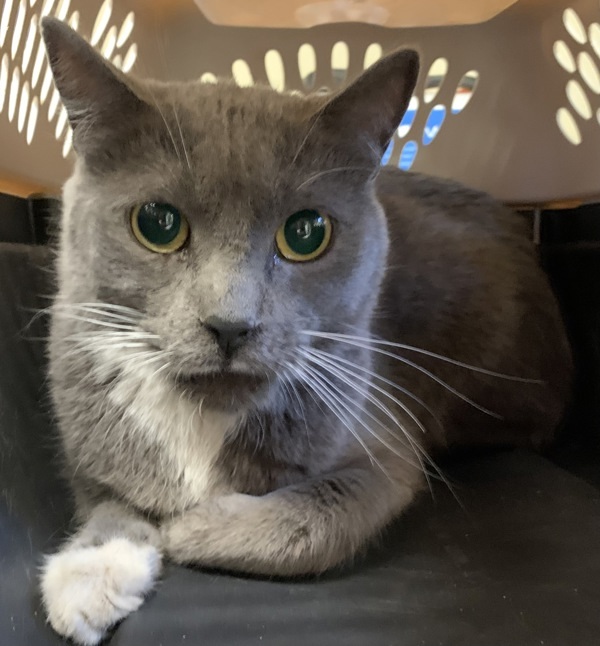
[41, 17, 148, 153]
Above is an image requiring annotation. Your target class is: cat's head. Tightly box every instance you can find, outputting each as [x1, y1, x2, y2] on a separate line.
[42, 18, 418, 412]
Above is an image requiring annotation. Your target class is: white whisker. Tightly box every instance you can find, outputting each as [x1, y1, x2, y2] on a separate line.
[300, 351, 435, 477]
[304, 330, 542, 384]
[298, 363, 420, 486]
[289, 105, 327, 168]
[286, 362, 390, 478]
[301, 348, 458, 494]
[303, 347, 430, 435]
[52, 302, 172, 381]
[52, 312, 139, 331]
[66, 332, 159, 343]
[145, 87, 182, 163]
[147, 360, 173, 381]
[295, 166, 373, 192]
[284, 361, 327, 419]
[312, 345, 443, 429]
[280, 370, 306, 422]
[304, 332, 503, 419]
[172, 102, 192, 174]
[73, 302, 143, 316]
[53, 302, 144, 320]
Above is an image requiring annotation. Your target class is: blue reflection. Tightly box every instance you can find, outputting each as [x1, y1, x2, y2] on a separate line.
[381, 139, 394, 165]
[423, 105, 446, 145]
[399, 141, 418, 171]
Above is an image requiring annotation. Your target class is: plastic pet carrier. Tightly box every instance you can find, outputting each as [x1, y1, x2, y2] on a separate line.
[1, 1, 599, 644]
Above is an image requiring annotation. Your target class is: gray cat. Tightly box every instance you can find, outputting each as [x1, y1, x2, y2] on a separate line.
[39, 17, 572, 646]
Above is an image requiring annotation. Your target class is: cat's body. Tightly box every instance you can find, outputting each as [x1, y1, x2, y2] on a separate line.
[50, 168, 568, 515]
[40, 18, 571, 646]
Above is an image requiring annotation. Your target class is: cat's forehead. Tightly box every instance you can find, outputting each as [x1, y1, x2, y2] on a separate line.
[127, 80, 326, 195]
[146, 79, 319, 143]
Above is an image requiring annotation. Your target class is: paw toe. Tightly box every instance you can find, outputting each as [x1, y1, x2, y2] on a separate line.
[41, 539, 161, 645]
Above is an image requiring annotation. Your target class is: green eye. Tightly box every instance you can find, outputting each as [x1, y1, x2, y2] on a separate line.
[130, 202, 189, 253]
[276, 209, 333, 262]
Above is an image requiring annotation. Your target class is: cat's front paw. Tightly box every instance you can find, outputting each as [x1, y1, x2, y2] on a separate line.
[162, 493, 256, 564]
[41, 538, 162, 645]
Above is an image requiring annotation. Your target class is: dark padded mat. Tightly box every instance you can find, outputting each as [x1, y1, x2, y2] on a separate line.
[1, 242, 599, 646]
[117, 453, 600, 646]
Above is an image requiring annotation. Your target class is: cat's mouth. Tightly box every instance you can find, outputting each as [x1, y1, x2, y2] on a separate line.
[175, 369, 270, 410]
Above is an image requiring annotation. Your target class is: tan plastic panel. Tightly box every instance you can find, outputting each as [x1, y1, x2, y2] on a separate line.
[0, 0, 152, 191]
[157, 0, 600, 203]
[1, 0, 600, 205]
[192, 0, 519, 29]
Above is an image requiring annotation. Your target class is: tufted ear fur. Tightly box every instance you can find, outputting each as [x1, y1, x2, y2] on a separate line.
[41, 17, 149, 154]
[317, 49, 419, 164]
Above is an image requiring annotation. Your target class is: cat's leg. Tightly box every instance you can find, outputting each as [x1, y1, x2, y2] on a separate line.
[41, 500, 162, 646]
[163, 464, 422, 576]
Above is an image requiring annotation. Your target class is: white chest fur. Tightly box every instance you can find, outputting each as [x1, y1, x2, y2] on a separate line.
[100, 347, 239, 508]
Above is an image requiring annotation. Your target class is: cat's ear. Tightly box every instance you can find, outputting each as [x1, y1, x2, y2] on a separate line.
[317, 49, 419, 164]
[41, 17, 148, 151]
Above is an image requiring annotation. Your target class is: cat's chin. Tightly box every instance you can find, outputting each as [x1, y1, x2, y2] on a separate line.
[174, 370, 270, 412]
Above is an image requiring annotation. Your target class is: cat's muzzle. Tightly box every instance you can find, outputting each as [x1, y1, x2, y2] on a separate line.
[175, 369, 270, 411]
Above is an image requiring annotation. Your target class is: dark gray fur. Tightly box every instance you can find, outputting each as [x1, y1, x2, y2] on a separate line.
[39, 17, 572, 644]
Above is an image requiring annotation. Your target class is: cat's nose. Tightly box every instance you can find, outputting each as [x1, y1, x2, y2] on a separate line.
[203, 316, 254, 358]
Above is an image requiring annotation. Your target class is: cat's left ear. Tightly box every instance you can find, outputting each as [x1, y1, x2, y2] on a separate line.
[41, 17, 149, 152]
[317, 49, 419, 164]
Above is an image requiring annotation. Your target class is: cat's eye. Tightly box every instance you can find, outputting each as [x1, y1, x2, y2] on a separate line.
[130, 202, 189, 253]
[275, 209, 333, 262]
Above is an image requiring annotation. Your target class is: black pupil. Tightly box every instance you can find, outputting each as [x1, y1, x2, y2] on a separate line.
[137, 203, 181, 246]
[284, 209, 326, 255]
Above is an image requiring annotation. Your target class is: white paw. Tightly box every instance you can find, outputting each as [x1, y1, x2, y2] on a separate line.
[41, 538, 162, 645]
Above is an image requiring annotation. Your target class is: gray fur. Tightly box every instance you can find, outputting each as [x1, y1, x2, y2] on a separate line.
[40, 17, 571, 644]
